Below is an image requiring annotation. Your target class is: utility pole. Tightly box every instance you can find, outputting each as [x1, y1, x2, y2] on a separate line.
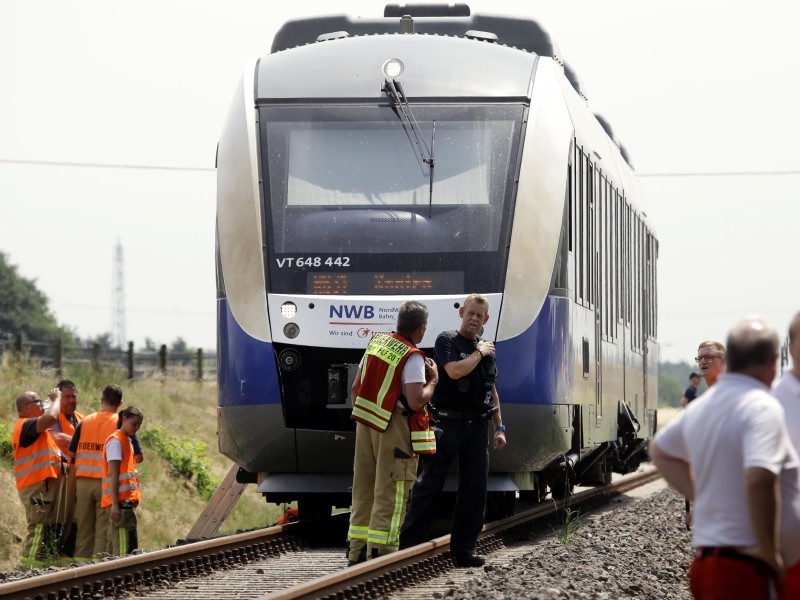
[112, 239, 126, 350]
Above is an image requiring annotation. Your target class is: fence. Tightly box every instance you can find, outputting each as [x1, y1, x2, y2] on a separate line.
[0, 334, 217, 381]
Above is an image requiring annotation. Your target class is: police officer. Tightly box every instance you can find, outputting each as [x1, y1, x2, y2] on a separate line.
[399, 293, 506, 568]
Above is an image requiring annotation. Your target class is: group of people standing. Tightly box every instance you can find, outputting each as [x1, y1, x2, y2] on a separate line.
[347, 294, 506, 568]
[652, 313, 800, 599]
[11, 381, 144, 569]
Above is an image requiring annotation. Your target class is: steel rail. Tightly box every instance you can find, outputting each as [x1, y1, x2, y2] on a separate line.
[262, 469, 662, 600]
[0, 471, 661, 600]
[0, 521, 302, 600]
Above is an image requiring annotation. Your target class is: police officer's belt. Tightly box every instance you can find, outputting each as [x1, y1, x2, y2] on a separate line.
[435, 408, 487, 421]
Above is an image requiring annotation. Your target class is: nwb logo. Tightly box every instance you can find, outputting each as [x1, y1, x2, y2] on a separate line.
[330, 305, 375, 319]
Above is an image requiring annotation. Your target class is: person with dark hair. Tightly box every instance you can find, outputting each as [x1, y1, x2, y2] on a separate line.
[651, 317, 800, 599]
[101, 406, 144, 557]
[773, 311, 800, 598]
[68, 385, 141, 561]
[681, 373, 702, 407]
[347, 300, 439, 565]
[47, 380, 84, 456]
[400, 293, 506, 568]
[46, 379, 84, 558]
[11, 388, 63, 569]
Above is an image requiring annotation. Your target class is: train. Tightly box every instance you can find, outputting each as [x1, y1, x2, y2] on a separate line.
[215, 4, 658, 519]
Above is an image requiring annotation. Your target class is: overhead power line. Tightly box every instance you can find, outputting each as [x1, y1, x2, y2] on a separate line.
[0, 158, 215, 172]
[638, 170, 800, 178]
[3, 157, 800, 178]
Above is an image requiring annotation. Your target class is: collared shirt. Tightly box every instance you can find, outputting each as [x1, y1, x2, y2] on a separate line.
[655, 373, 800, 563]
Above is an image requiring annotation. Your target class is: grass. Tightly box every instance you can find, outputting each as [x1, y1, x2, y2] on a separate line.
[0, 356, 283, 572]
[555, 505, 582, 545]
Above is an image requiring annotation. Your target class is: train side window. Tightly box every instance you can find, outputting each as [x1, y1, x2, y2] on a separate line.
[582, 337, 590, 378]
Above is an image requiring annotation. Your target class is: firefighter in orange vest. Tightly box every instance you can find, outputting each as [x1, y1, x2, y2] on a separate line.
[11, 388, 64, 570]
[67, 384, 124, 561]
[47, 379, 84, 558]
[346, 300, 438, 566]
[101, 405, 144, 557]
[47, 380, 84, 456]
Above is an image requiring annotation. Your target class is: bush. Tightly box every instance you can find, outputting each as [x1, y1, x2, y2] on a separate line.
[0, 422, 11, 464]
[139, 426, 220, 498]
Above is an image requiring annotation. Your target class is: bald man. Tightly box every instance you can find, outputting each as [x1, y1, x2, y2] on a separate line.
[651, 317, 800, 600]
[11, 389, 64, 569]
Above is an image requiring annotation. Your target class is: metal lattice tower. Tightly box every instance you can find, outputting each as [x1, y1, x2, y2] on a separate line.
[112, 239, 126, 349]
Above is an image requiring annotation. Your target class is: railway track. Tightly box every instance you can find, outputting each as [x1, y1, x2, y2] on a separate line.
[0, 469, 661, 600]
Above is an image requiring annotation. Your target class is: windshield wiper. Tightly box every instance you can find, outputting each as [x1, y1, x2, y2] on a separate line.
[383, 78, 435, 217]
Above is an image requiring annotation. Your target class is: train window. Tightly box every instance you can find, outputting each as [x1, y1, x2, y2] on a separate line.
[258, 104, 523, 294]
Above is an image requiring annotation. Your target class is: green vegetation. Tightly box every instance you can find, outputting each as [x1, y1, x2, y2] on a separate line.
[556, 506, 582, 545]
[658, 361, 705, 408]
[139, 426, 220, 498]
[0, 363, 282, 573]
[0, 422, 11, 464]
[0, 252, 74, 345]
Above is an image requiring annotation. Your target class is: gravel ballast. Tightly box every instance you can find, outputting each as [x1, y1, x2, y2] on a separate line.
[394, 483, 693, 600]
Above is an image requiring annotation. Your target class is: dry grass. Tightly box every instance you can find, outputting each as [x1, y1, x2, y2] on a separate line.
[657, 407, 683, 431]
[0, 361, 281, 572]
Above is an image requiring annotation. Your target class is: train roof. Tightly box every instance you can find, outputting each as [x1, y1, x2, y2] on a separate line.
[266, 3, 635, 170]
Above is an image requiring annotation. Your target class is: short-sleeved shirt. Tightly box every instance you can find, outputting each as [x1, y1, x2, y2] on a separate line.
[433, 330, 497, 411]
[105, 436, 124, 462]
[655, 373, 800, 563]
[18, 418, 42, 448]
[357, 349, 426, 386]
[683, 384, 698, 403]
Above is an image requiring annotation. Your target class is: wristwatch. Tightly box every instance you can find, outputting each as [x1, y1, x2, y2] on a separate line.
[495, 425, 506, 432]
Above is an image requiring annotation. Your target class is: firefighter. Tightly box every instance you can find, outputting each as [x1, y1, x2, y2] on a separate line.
[101, 405, 144, 557]
[12, 388, 64, 570]
[346, 300, 438, 565]
[67, 384, 124, 561]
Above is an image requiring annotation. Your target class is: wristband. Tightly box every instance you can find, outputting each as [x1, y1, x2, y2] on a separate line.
[495, 425, 506, 432]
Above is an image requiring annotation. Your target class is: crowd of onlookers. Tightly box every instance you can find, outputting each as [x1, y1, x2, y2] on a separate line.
[652, 312, 800, 599]
[11, 381, 144, 569]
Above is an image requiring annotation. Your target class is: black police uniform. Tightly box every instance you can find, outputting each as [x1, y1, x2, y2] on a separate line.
[399, 330, 497, 561]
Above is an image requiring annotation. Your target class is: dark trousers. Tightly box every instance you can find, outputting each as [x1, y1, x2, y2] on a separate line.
[399, 418, 489, 557]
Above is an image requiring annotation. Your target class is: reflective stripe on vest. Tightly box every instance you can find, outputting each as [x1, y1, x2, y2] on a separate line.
[12, 418, 62, 491]
[100, 430, 141, 508]
[74, 411, 119, 479]
[351, 333, 420, 432]
[409, 404, 436, 454]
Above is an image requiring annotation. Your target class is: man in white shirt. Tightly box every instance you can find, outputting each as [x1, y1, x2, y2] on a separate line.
[773, 311, 800, 597]
[651, 316, 800, 600]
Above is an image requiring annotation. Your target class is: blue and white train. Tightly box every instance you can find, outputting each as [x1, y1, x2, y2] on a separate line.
[215, 4, 658, 518]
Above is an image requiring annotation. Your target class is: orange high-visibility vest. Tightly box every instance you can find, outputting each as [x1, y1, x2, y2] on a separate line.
[74, 411, 119, 479]
[57, 410, 84, 436]
[101, 430, 141, 508]
[12, 418, 62, 491]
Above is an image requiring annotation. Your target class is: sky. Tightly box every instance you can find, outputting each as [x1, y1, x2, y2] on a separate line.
[1, 0, 799, 362]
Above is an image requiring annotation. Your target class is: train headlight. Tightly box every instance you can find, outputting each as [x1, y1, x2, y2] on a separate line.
[283, 322, 300, 339]
[383, 58, 404, 78]
[278, 348, 301, 371]
[281, 302, 297, 318]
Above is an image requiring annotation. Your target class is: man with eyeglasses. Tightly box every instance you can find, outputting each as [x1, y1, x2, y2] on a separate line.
[696, 341, 726, 387]
[11, 388, 64, 569]
[651, 318, 800, 599]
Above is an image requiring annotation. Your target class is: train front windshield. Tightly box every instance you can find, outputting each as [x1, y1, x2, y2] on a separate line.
[259, 104, 523, 295]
